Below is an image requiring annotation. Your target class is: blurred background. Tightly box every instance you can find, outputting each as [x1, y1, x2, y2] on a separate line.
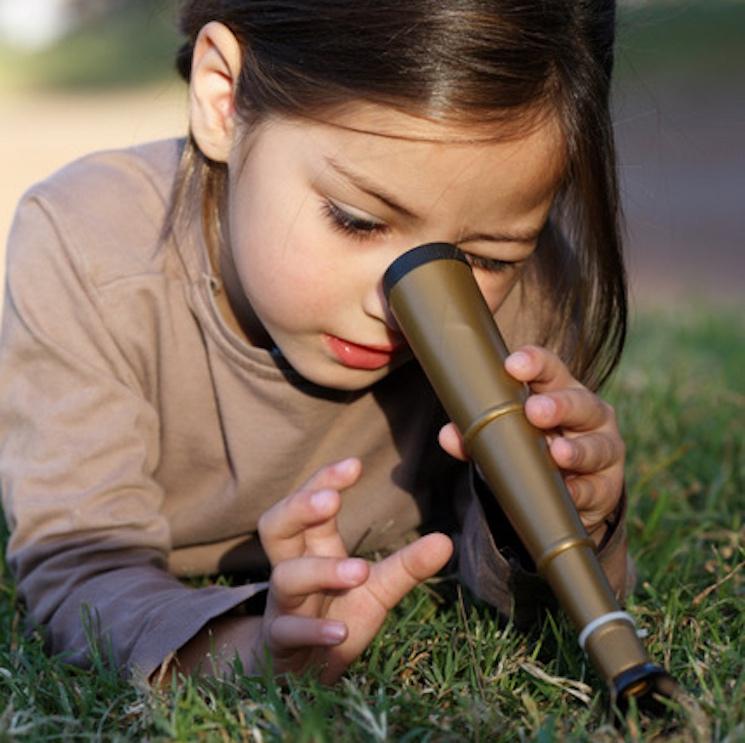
[0, 0, 743, 312]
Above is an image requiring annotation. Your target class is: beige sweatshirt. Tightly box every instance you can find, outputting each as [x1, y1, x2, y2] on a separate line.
[0, 139, 630, 684]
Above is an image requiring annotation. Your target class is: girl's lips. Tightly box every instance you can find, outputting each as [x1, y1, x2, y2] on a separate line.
[324, 334, 405, 370]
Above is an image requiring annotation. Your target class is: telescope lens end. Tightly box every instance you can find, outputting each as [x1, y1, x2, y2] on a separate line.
[612, 662, 679, 715]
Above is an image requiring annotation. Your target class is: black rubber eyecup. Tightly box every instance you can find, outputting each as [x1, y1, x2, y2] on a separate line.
[382, 242, 467, 299]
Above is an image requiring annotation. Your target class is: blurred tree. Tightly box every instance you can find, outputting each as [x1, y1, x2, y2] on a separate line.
[0, 0, 180, 89]
[0, 0, 73, 50]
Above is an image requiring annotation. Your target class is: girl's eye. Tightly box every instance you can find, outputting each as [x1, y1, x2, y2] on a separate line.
[321, 200, 388, 240]
[321, 199, 518, 274]
[464, 253, 519, 273]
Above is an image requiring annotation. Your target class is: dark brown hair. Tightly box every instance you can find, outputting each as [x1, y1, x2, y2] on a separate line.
[171, 0, 625, 391]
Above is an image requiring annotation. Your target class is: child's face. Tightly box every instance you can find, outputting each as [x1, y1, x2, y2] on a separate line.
[225, 103, 564, 390]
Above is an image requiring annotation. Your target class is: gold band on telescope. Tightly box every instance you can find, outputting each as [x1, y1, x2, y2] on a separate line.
[461, 401, 524, 451]
[536, 535, 596, 575]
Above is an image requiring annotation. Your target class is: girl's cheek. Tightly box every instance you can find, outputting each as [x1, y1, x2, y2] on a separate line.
[474, 271, 515, 313]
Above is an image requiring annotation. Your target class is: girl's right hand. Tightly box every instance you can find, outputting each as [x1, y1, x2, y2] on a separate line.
[252, 457, 453, 683]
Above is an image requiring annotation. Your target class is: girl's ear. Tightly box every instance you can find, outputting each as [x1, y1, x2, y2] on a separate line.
[189, 22, 243, 163]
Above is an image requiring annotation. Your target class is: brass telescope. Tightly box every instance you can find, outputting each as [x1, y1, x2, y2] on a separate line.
[383, 243, 677, 707]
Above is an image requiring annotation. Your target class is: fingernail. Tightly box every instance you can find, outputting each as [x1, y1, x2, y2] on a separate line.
[338, 558, 367, 584]
[559, 439, 576, 463]
[310, 489, 335, 511]
[507, 351, 529, 370]
[334, 457, 358, 476]
[532, 395, 555, 417]
[321, 622, 347, 643]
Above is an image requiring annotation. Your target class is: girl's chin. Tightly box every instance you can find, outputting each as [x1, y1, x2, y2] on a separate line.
[286, 351, 400, 391]
[304, 362, 392, 391]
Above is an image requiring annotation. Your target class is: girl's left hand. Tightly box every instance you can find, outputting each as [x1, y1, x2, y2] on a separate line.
[438, 345, 625, 541]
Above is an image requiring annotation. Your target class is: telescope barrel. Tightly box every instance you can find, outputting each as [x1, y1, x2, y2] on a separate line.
[383, 243, 675, 705]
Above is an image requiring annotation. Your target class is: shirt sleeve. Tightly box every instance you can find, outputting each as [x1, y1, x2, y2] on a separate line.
[455, 464, 633, 628]
[0, 192, 263, 684]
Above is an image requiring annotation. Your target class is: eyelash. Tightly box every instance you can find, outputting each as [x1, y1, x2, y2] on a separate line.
[321, 199, 518, 273]
[465, 255, 518, 273]
[321, 200, 388, 240]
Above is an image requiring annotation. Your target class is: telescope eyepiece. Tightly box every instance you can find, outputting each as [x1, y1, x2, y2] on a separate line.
[382, 242, 467, 299]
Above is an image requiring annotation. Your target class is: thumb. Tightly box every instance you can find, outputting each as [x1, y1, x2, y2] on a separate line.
[438, 422, 469, 461]
[367, 533, 454, 611]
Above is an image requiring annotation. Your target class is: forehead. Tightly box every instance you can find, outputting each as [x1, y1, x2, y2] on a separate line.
[240, 102, 566, 223]
[302, 103, 566, 218]
[324, 100, 562, 144]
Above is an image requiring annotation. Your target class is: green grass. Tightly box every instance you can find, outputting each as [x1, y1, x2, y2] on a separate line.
[614, 1, 745, 83]
[1, 307, 743, 740]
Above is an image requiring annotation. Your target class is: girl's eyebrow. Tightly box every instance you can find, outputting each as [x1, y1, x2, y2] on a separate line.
[324, 156, 418, 219]
[323, 156, 541, 244]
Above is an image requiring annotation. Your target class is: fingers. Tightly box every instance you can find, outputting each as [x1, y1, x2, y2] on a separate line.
[365, 533, 453, 611]
[270, 556, 369, 610]
[565, 473, 620, 529]
[299, 456, 362, 494]
[512, 360, 625, 477]
[505, 345, 581, 393]
[443, 346, 581, 460]
[549, 432, 624, 474]
[258, 458, 361, 565]
[438, 422, 468, 461]
[524, 388, 612, 433]
[504, 346, 625, 534]
[268, 614, 348, 649]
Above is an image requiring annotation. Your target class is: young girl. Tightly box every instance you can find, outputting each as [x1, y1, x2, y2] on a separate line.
[0, 1, 631, 685]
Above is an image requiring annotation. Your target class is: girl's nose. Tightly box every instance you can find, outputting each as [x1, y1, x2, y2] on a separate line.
[362, 273, 401, 334]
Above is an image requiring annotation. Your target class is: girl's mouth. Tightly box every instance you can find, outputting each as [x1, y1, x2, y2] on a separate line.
[324, 334, 405, 370]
